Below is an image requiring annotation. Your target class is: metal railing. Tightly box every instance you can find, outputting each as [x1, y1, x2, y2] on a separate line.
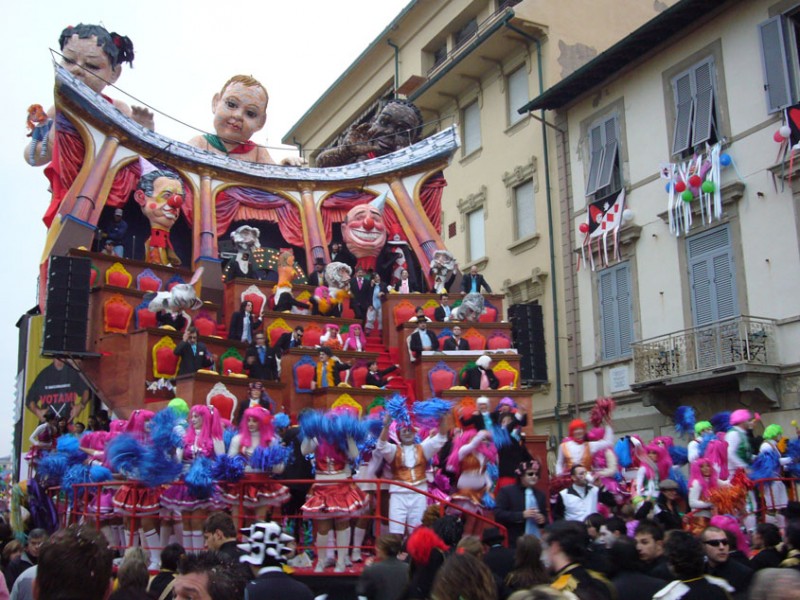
[632, 316, 777, 383]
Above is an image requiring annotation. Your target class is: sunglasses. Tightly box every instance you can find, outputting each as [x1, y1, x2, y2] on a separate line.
[703, 539, 729, 547]
[525, 472, 539, 477]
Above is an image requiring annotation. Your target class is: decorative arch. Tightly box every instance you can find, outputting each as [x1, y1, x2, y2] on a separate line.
[212, 186, 304, 247]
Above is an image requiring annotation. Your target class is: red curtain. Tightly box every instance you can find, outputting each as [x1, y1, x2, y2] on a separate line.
[214, 187, 304, 247]
[420, 172, 446, 235]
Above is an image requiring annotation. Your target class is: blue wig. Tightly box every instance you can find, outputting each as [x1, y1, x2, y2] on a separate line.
[673, 406, 696, 438]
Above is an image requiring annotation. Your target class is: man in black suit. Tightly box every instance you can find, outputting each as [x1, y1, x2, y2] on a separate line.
[494, 459, 548, 547]
[173, 326, 213, 376]
[434, 293, 453, 322]
[356, 534, 409, 600]
[307, 258, 326, 287]
[350, 267, 373, 320]
[408, 320, 439, 361]
[442, 325, 469, 351]
[245, 332, 280, 381]
[482, 527, 516, 583]
[272, 326, 304, 358]
[461, 265, 492, 294]
[365, 360, 399, 387]
[330, 241, 356, 270]
[240, 522, 314, 600]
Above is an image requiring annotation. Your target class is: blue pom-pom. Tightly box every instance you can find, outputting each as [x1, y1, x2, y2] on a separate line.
[223, 427, 237, 454]
[491, 424, 512, 449]
[107, 435, 145, 475]
[697, 432, 715, 458]
[486, 462, 498, 483]
[62, 464, 90, 499]
[56, 435, 85, 466]
[299, 410, 327, 441]
[749, 450, 780, 481]
[482, 491, 496, 510]
[669, 445, 688, 466]
[668, 467, 688, 496]
[138, 444, 183, 488]
[89, 466, 112, 483]
[787, 439, 800, 477]
[329, 412, 367, 448]
[185, 456, 214, 499]
[150, 409, 183, 451]
[274, 413, 290, 430]
[412, 398, 452, 428]
[386, 395, 411, 428]
[211, 454, 246, 482]
[710, 411, 731, 433]
[251, 445, 292, 471]
[615, 438, 632, 468]
[673, 406, 696, 438]
[36, 452, 68, 486]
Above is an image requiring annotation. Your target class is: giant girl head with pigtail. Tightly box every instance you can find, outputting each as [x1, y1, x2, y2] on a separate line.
[59, 24, 135, 69]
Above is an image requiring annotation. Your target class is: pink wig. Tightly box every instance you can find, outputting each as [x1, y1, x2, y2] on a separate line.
[124, 410, 155, 443]
[689, 458, 719, 499]
[185, 405, 223, 457]
[710, 515, 750, 553]
[729, 409, 752, 426]
[446, 429, 498, 475]
[705, 436, 730, 481]
[345, 324, 367, 350]
[109, 420, 127, 435]
[645, 443, 672, 481]
[652, 436, 674, 448]
[239, 406, 274, 449]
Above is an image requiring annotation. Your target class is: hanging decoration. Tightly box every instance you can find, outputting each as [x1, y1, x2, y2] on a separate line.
[660, 142, 724, 236]
[771, 105, 800, 190]
[578, 188, 626, 271]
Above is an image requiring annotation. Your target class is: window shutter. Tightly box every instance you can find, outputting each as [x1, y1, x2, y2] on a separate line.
[687, 225, 738, 326]
[514, 180, 536, 240]
[585, 125, 604, 195]
[672, 71, 694, 155]
[759, 16, 794, 113]
[599, 270, 618, 359]
[508, 67, 528, 125]
[689, 258, 714, 327]
[463, 102, 481, 155]
[615, 264, 633, 356]
[692, 59, 716, 146]
[468, 208, 485, 261]
[712, 253, 737, 320]
[596, 116, 620, 191]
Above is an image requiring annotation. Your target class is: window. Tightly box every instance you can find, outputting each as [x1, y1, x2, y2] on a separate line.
[687, 225, 738, 327]
[758, 13, 800, 113]
[507, 66, 528, 126]
[432, 43, 448, 69]
[467, 208, 485, 261]
[598, 262, 634, 360]
[462, 101, 481, 155]
[585, 115, 621, 198]
[671, 57, 719, 156]
[454, 19, 478, 49]
[513, 179, 535, 240]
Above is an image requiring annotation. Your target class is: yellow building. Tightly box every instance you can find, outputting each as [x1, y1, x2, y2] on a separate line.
[284, 0, 675, 441]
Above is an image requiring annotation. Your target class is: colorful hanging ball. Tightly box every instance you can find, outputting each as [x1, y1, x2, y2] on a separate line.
[622, 208, 634, 222]
[701, 180, 716, 194]
[689, 174, 702, 188]
[674, 181, 687, 193]
[579, 223, 589, 233]
[665, 182, 674, 193]
[774, 130, 786, 143]
[780, 125, 792, 139]
[681, 190, 694, 203]
[720, 153, 732, 167]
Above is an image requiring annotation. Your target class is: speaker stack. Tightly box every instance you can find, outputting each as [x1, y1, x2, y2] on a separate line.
[42, 256, 91, 355]
[509, 302, 548, 384]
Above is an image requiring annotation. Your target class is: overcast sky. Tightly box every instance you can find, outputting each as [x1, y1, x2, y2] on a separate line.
[0, 0, 411, 455]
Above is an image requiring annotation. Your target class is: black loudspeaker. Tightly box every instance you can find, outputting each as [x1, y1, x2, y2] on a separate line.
[43, 256, 91, 354]
[509, 302, 548, 384]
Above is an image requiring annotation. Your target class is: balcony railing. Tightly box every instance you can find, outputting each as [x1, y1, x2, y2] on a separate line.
[632, 316, 778, 383]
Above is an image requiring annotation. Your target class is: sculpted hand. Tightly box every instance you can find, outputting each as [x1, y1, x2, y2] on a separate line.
[280, 156, 307, 167]
[131, 105, 155, 130]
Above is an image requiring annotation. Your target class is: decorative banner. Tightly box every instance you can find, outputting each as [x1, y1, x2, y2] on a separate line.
[662, 142, 723, 236]
[579, 189, 626, 271]
[18, 316, 91, 479]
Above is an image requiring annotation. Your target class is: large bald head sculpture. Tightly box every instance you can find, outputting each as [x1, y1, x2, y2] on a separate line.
[341, 191, 388, 270]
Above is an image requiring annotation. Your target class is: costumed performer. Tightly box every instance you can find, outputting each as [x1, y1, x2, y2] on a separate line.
[234, 381, 276, 426]
[752, 424, 795, 527]
[26, 410, 59, 470]
[188, 75, 303, 166]
[272, 250, 310, 312]
[79, 431, 118, 550]
[320, 324, 344, 351]
[461, 355, 500, 390]
[300, 408, 368, 573]
[343, 324, 367, 352]
[687, 458, 721, 530]
[109, 410, 165, 569]
[725, 409, 757, 472]
[309, 262, 352, 317]
[555, 417, 614, 476]
[446, 428, 497, 536]
[376, 407, 450, 536]
[313, 347, 351, 389]
[632, 443, 672, 510]
[223, 406, 289, 523]
[30, 24, 154, 227]
[688, 420, 714, 463]
[160, 405, 225, 552]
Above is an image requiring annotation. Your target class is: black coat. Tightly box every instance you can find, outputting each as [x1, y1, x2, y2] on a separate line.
[173, 340, 213, 375]
[707, 558, 754, 597]
[366, 365, 398, 388]
[244, 344, 279, 380]
[409, 330, 439, 358]
[356, 556, 410, 600]
[156, 311, 187, 331]
[461, 366, 499, 390]
[494, 483, 548, 547]
[611, 570, 669, 600]
[245, 569, 314, 600]
[749, 546, 784, 571]
[227, 311, 261, 342]
[483, 545, 515, 581]
[307, 270, 326, 287]
[330, 247, 357, 270]
[272, 332, 302, 357]
[461, 273, 492, 294]
[442, 336, 469, 351]
[350, 276, 373, 316]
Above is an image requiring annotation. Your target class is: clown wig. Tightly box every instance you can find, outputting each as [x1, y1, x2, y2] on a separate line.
[239, 406, 274, 449]
[124, 409, 154, 443]
[689, 458, 719, 499]
[446, 429, 498, 475]
[185, 405, 224, 456]
[644, 443, 673, 481]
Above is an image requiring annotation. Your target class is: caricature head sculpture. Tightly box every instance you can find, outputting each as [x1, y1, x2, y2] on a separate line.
[452, 293, 485, 322]
[231, 225, 261, 253]
[58, 24, 134, 95]
[212, 75, 268, 145]
[324, 262, 352, 292]
[430, 250, 457, 292]
[367, 99, 423, 155]
[342, 192, 388, 258]
[134, 162, 184, 231]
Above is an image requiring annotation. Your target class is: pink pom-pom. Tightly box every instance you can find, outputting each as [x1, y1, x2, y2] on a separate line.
[589, 397, 616, 427]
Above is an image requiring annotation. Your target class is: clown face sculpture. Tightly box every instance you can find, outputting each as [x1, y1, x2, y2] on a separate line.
[342, 196, 387, 259]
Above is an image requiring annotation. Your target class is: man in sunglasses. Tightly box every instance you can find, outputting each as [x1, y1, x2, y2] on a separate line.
[494, 459, 548, 546]
[702, 526, 753, 598]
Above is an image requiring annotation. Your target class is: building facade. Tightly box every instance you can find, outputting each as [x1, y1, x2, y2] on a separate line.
[522, 0, 800, 438]
[284, 0, 674, 441]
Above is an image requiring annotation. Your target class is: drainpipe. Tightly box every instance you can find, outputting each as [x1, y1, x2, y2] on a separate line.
[292, 136, 304, 161]
[505, 23, 564, 440]
[387, 40, 400, 94]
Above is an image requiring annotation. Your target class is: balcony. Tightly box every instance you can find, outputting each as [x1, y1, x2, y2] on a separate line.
[631, 316, 781, 409]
